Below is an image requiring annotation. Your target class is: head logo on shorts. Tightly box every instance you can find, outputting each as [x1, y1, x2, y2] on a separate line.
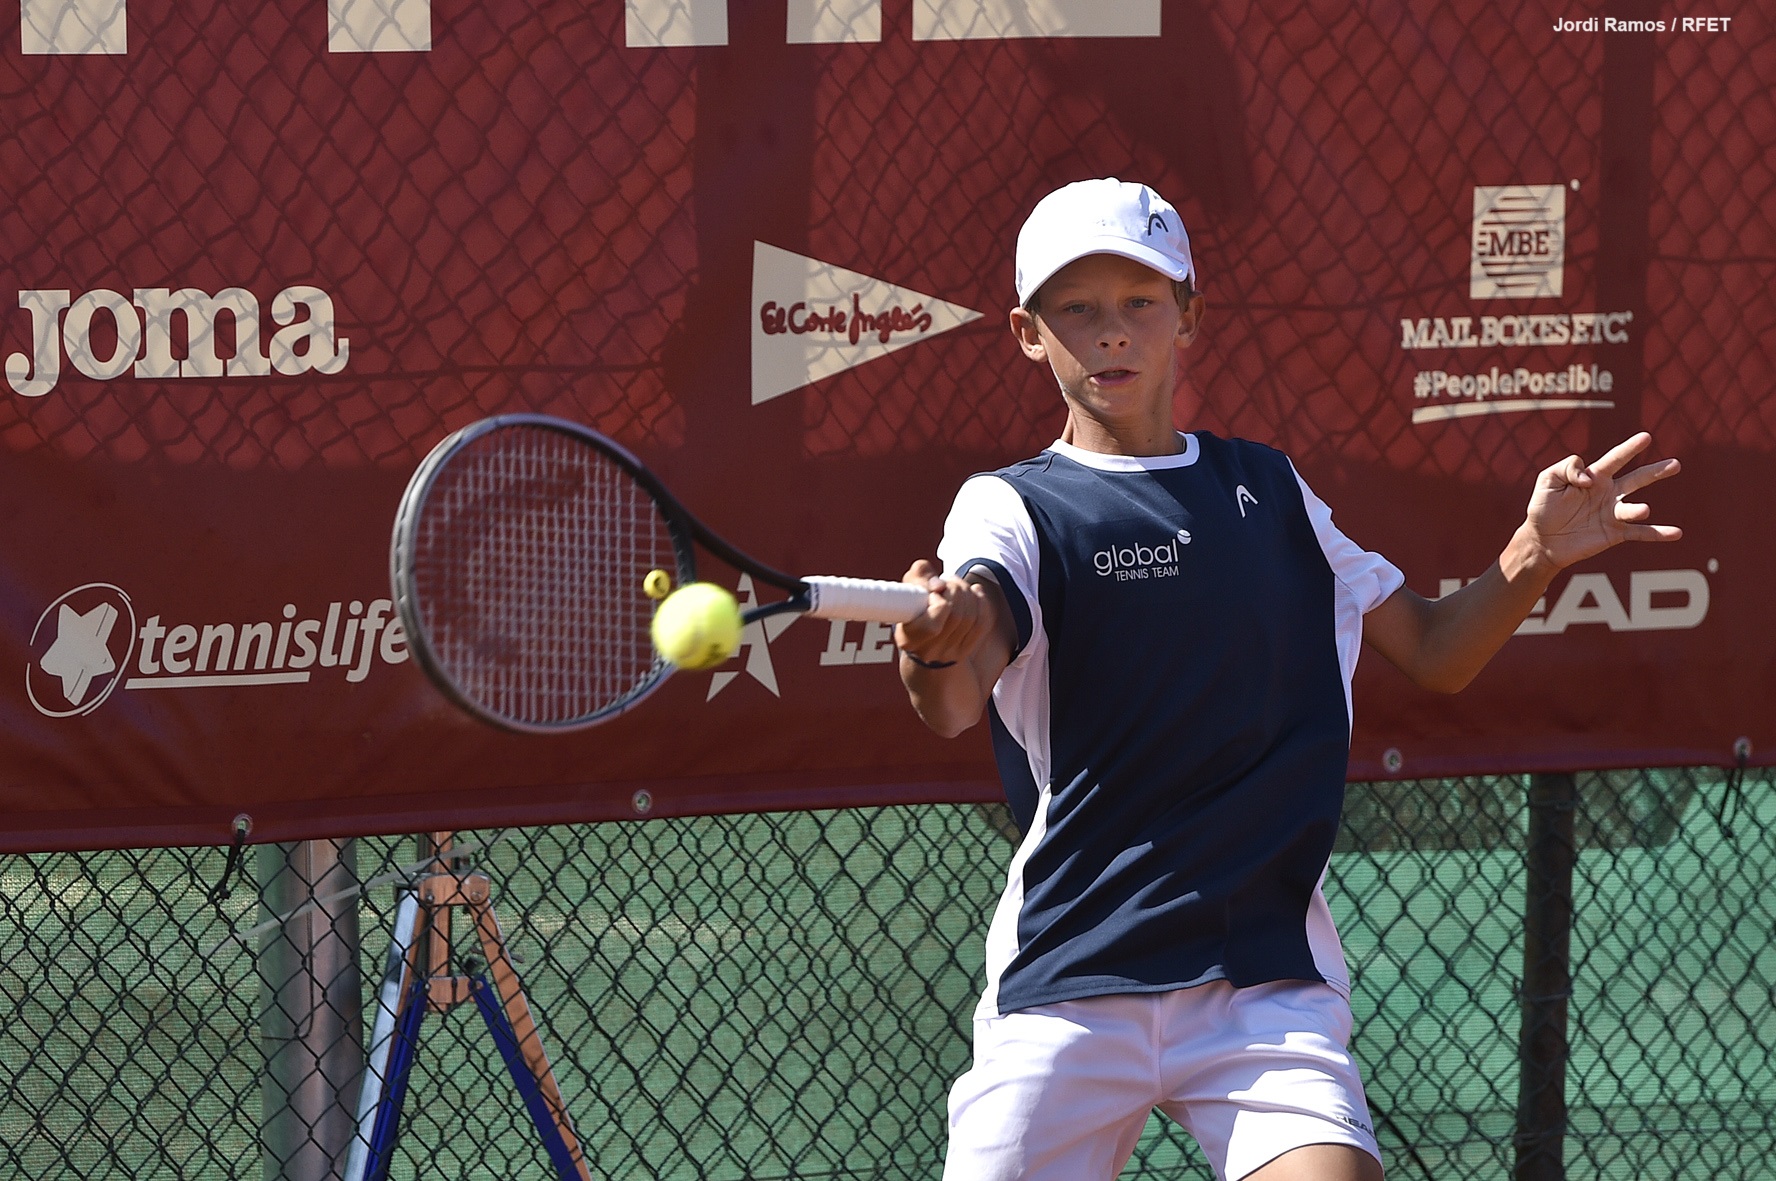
[28, 583, 136, 717]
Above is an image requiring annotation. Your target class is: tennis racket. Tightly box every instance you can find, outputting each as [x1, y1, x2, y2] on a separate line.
[389, 414, 929, 733]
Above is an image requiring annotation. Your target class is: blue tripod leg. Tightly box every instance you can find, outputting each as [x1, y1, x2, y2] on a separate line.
[345, 891, 421, 1181]
[363, 960, 431, 1181]
[470, 974, 583, 1181]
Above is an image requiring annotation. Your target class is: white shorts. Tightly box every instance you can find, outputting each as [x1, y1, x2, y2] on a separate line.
[944, 980, 1382, 1181]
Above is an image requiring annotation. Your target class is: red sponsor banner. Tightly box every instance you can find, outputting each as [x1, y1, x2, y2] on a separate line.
[1, 1, 1769, 850]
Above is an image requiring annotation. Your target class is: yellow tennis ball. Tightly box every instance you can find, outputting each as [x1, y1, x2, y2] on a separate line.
[650, 582, 743, 670]
[642, 568, 673, 601]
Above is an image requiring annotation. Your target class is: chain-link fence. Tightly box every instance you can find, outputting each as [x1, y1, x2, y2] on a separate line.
[3, 766, 1771, 1180]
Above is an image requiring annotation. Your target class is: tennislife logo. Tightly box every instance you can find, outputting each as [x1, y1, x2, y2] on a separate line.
[26, 583, 410, 718]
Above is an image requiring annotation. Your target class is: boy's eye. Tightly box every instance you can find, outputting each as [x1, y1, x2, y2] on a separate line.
[1128, 298, 1153, 308]
[1062, 302, 1089, 314]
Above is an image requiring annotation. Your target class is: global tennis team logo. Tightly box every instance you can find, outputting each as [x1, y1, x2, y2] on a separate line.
[26, 583, 411, 718]
[28, 583, 137, 717]
[1093, 529, 1190, 581]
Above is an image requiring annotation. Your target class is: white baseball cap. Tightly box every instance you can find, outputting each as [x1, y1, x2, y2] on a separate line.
[1014, 178, 1196, 307]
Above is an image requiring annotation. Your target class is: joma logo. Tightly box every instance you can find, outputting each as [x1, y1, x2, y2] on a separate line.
[5, 285, 349, 398]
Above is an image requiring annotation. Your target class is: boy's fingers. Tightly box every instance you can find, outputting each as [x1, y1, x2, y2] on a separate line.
[897, 576, 975, 654]
[1589, 431, 1652, 478]
[896, 616, 937, 646]
[902, 558, 940, 585]
[1546, 454, 1589, 488]
[1613, 457, 1681, 497]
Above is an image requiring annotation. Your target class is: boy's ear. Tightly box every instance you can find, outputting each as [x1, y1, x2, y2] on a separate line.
[1175, 292, 1207, 349]
[1009, 306, 1047, 362]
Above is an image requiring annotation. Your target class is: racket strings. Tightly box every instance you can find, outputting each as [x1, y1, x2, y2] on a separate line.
[411, 424, 675, 726]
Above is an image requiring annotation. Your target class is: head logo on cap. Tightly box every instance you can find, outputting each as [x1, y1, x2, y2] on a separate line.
[1014, 178, 1195, 307]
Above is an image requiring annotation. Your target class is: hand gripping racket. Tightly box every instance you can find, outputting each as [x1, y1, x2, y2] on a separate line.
[390, 414, 929, 733]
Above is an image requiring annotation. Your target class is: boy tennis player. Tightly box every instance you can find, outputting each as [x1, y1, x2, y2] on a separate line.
[894, 178, 1681, 1181]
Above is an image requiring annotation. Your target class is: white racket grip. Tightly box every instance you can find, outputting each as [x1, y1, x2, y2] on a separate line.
[801, 576, 930, 623]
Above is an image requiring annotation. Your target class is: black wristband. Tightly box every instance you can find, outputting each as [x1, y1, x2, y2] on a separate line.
[899, 649, 957, 670]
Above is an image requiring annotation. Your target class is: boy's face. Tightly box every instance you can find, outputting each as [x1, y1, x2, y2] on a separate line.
[1010, 253, 1202, 426]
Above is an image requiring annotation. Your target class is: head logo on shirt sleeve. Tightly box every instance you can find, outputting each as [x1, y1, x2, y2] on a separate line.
[1235, 485, 1259, 518]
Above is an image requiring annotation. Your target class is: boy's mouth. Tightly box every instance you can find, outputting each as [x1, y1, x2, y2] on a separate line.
[1092, 368, 1137, 385]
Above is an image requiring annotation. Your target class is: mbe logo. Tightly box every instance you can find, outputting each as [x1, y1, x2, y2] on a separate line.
[1470, 184, 1567, 300]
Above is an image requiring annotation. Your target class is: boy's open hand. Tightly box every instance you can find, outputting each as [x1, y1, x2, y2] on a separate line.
[1365, 431, 1683, 694]
[1519, 432, 1682, 571]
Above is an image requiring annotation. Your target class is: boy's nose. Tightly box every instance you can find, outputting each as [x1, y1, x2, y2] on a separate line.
[1096, 310, 1132, 347]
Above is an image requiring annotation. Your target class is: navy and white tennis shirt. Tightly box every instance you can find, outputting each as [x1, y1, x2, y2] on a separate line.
[937, 432, 1404, 1018]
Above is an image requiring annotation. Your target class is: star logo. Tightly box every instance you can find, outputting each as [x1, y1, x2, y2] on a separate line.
[708, 574, 797, 700]
[28, 584, 136, 718]
[42, 602, 118, 705]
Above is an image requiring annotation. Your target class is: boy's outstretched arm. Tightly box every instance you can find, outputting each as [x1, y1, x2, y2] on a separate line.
[1363, 431, 1682, 694]
[893, 560, 1016, 738]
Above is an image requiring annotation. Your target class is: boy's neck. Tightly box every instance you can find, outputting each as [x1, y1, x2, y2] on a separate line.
[1060, 412, 1185, 458]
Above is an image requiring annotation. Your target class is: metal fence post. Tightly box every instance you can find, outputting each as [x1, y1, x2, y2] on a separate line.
[1515, 772, 1576, 1181]
[260, 839, 365, 1181]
